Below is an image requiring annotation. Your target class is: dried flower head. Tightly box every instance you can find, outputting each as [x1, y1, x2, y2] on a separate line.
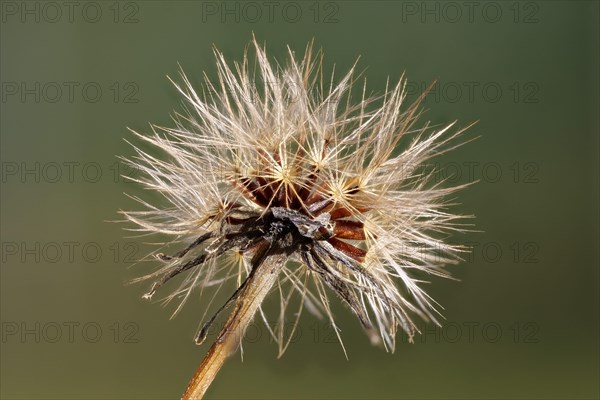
[122, 37, 474, 398]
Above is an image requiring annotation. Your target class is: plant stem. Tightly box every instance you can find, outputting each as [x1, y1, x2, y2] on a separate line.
[182, 250, 287, 400]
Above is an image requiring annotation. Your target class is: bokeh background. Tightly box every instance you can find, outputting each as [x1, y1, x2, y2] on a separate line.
[1, 1, 598, 399]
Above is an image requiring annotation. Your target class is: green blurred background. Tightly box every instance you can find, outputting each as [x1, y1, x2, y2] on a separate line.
[1, 1, 598, 399]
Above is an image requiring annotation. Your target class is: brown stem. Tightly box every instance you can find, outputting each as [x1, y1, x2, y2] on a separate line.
[181, 249, 288, 400]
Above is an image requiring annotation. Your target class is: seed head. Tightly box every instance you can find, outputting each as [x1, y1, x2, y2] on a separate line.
[122, 38, 475, 355]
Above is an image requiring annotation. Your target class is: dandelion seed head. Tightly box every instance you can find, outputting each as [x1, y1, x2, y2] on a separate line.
[122, 37, 475, 354]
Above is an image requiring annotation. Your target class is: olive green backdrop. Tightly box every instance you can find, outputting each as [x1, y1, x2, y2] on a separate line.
[1, 1, 598, 399]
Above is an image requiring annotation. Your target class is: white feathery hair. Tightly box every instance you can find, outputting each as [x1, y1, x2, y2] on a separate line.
[121, 37, 475, 355]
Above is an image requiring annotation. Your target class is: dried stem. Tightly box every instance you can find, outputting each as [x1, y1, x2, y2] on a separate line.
[182, 249, 288, 400]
